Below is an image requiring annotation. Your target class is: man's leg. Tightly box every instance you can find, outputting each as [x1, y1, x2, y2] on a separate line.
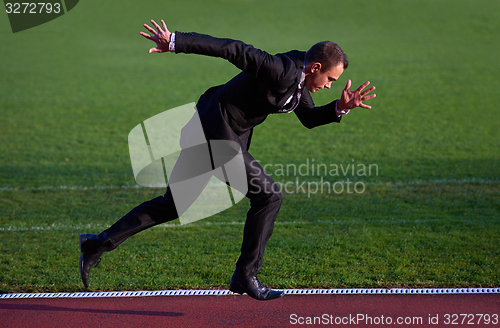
[99, 188, 179, 250]
[79, 141, 214, 288]
[229, 151, 284, 300]
[79, 187, 179, 288]
[237, 178, 282, 277]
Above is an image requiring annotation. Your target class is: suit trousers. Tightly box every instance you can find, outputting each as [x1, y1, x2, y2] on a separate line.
[98, 148, 282, 277]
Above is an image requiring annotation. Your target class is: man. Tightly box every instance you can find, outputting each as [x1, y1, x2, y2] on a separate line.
[79, 19, 376, 301]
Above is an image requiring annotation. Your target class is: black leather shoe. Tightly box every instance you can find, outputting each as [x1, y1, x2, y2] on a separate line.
[79, 233, 103, 289]
[229, 271, 284, 301]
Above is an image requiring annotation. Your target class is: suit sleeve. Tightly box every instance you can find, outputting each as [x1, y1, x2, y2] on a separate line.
[174, 32, 294, 88]
[294, 91, 342, 129]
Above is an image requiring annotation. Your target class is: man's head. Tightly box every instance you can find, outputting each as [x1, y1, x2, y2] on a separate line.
[304, 41, 348, 93]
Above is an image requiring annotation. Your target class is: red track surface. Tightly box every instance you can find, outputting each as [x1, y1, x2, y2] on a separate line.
[1, 293, 499, 327]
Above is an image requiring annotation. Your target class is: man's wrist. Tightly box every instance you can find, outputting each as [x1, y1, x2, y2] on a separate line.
[168, 33, 176, 52]
[335, 99, 350, 117]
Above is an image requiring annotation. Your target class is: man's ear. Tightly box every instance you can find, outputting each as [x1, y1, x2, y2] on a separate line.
[311, 62, 322, 73]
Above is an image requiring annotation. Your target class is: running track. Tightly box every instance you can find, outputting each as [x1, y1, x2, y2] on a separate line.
[1, 290, 499, 327]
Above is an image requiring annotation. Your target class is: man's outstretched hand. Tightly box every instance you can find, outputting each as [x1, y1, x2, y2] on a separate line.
[337, 80, 376, 111]
[140, 19, 171, 53]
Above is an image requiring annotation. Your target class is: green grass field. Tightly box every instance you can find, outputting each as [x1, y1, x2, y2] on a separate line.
[1, 0, 499, 293]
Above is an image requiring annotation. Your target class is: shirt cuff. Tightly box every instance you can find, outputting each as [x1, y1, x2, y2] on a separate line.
[169, 33, 176, 52]
[335, 100, 350, 117]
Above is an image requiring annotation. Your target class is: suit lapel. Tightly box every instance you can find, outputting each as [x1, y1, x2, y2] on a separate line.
[276, 51, 306, 112]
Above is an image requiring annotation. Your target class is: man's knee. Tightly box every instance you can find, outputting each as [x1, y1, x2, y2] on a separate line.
[269, 190, 282, 205]
[249, 185, 282, 207]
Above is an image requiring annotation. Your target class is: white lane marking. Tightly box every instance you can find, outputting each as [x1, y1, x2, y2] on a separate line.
[1, 288, 499, 299]
[0, 178, 498, 192]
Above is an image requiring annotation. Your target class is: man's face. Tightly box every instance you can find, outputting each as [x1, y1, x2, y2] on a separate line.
[304, 62, 344, 93]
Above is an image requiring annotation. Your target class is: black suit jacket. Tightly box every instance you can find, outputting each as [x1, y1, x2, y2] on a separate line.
[175, 32, 341, 150]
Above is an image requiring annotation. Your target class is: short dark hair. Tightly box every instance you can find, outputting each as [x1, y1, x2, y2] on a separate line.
[305, 41, 348, 71]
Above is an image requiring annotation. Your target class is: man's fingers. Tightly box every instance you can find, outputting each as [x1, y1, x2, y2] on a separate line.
[360, 103, 372, 109]
[161, 20, 168, 32]
[143, 24, 156, 34]
[149, 47, 163, 53]
[356, 81, 371, 92]
[361, 86, 376, 96]
[344, 79, 352, 91]
[140, 31, 153, 40]
[361, 94, 377, 101]
[151, 19, 162, 32]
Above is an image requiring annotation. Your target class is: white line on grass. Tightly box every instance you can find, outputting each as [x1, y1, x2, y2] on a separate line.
[1, 178, 497, 232]
[0, 221, 300, 232]
[0, 178, 498, 192]
[2, 217, 498, 232]
[0, 185, 145, 192]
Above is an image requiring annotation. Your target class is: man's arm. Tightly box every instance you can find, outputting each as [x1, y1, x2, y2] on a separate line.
[294, 80, 376, 129]
[140, 20, 295, 88]
[294, 92, 341, 129]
